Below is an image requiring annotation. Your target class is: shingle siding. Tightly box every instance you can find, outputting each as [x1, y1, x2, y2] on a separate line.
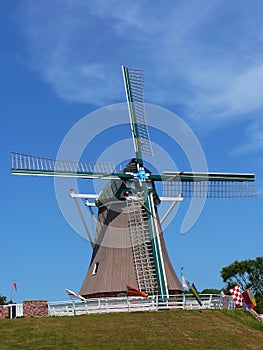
[80, 201, 183, 298]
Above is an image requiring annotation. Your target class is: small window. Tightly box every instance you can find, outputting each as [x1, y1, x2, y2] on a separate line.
[92, 262, 99, 275]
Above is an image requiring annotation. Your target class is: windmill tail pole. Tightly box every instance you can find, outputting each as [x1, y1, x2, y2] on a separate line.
[249, 309, 263, 323]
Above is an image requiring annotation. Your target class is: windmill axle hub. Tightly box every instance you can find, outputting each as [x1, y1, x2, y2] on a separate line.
[135, 169, 147, 180]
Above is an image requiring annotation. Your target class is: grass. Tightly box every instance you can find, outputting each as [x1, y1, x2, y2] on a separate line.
[0, 310, 262, 349]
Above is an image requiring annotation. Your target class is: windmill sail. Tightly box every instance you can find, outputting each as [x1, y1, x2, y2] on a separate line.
[122, 66, 153, 159]
[161, 171, 256, 198]
[11, 152, 117, 179]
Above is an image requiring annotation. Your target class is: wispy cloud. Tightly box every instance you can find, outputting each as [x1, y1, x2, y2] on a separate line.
[19, 0, 263, 142]
[231, 120, 263, 156]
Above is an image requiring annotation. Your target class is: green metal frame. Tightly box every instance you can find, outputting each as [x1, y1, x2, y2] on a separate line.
[12, 168, 255, 183]
[144, 189, 169, 297]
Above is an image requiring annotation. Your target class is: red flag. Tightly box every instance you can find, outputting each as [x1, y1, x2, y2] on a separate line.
[13, 282, 17, 291]
[127, 285, 148, 297]
[242, 288, 256, 309]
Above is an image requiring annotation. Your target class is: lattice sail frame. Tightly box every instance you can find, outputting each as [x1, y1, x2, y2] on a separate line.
[11, 153, 256, 198]
[122, 66, 153, 157]
[11, 152, 116, 178]
[163, 178, 256, 198]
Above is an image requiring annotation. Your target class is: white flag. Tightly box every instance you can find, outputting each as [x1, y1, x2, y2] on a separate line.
[182, 275, 191, 289]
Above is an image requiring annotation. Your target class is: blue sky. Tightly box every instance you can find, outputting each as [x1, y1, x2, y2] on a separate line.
[1, 0, 263, 303]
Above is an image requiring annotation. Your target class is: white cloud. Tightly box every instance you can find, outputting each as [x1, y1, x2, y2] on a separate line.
[19, 0, 263, 135]
[231, 120, 263, 156]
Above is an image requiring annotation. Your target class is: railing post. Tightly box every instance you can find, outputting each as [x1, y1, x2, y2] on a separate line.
[87, 301, 90, 315]
[98, 298, 101, 314]
[209, 294, 213, 308]
[72, 300, 76, 316]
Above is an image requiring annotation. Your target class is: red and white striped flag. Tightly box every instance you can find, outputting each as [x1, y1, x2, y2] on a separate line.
[230, 284, 243, 307]
[65, 289, 87, 301]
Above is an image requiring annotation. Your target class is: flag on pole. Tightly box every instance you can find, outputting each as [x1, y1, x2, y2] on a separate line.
[10, 281, 18, 303]
[182, 275, 191, 290]
[230, 284, 243, 307]
[127, 285, 148, 297]
[181, 269, 202, 306]
[242, 288, 256, 310]
[247, 288, 256, 309]
[65, 289, 87, 301]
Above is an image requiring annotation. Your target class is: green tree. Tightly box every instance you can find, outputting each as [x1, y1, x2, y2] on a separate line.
[221, 257, 263, 313]
[201, 288, 221, 294]
[0, 294, 7, 305]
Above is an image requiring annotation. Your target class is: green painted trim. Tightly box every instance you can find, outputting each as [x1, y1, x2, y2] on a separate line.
[12, 169, 133, 179]
[142, 183, 168, 298]
[149, 174, 255, 182]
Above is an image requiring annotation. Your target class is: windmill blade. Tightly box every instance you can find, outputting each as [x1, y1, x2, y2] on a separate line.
[11, 152, 131, 180]
[122, 66, 153, 160]
[158, 171, 256, 198]
[162, 171, 255, 182]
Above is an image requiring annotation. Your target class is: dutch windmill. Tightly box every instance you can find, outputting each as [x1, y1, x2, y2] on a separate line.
[11, 66, 256, 299]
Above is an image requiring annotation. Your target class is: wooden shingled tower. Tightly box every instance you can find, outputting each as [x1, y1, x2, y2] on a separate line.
[11, 66, 256, 299]
[78, 159, 183, 298]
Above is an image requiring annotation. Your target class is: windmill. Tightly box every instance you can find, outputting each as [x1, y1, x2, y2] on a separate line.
[11, 66, 256, 299]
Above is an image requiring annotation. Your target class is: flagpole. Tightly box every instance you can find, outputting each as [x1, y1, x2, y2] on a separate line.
[180, 267, 186, 308]
[10, 281, 17, 303]
[10, 286, 13, 304]
[181, 266, 185, 290]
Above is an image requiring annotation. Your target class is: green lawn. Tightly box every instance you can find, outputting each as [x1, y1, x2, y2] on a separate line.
[0, 310, 262, 349]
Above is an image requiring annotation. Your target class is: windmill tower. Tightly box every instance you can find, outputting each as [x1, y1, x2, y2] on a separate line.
[11, 66, 256, 299]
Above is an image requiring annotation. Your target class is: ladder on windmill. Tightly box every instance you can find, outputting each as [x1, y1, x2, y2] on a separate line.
[127, 197, 158, 295]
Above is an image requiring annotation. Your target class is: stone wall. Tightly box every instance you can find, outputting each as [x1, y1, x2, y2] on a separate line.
[0, 305, 9, 319]
[23, 300, 48, 318]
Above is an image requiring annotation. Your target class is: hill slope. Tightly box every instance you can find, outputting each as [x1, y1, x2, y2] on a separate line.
[0, 310, 262, 349]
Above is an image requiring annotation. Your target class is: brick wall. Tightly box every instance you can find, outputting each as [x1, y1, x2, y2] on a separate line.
[23, 300, 48, 318]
